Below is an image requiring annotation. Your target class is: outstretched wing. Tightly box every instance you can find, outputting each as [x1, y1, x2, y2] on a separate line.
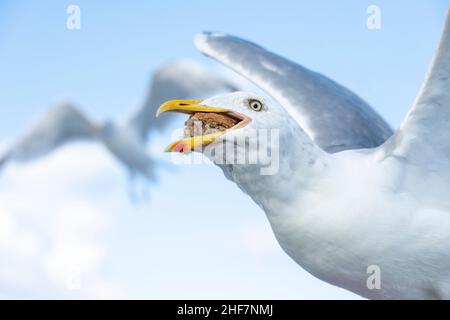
[378, 9, 450, 167]
[195, 32, 393, 153]
[128, 59, 237, 141]
[0, 102, 98, 168]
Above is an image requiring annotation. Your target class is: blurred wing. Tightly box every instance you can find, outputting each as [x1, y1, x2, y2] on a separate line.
[379, 10, 450, 166]
[0, 102, 98, 167]
[195, 32, 393, 153]
[128, 59, 238, 141]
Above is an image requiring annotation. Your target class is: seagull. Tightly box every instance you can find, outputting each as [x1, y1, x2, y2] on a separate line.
[0, 60, 236, 188]
[157, 10, 450, 299]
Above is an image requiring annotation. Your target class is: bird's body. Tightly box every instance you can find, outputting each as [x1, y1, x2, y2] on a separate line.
[159, 8, 450, 299]
[162, 90, 450, 299]
[228, 138, 450, 299]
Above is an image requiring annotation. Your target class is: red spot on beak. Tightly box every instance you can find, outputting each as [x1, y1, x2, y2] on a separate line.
[173, 143, 187, 153]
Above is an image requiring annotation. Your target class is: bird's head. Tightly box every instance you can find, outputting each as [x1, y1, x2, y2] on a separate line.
[156, 91, 306, 177]
[157, 91, 292, 157]
[157, 91, 327, 209]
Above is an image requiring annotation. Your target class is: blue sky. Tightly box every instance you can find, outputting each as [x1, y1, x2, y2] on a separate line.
[0, 0, 448, 299]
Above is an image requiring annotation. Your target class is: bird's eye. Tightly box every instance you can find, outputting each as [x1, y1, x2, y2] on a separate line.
[248, 99, 263, 112]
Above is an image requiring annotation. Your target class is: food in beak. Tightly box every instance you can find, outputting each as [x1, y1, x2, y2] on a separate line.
[156, 99, 252, 153]
[184, 112, 238, 138]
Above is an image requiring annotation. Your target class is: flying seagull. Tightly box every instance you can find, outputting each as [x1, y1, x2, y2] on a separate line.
[0, 60, 236, 185]
[158, 10, 450, 299]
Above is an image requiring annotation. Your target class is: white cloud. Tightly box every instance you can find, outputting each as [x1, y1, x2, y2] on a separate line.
[0, 142, 119, 299]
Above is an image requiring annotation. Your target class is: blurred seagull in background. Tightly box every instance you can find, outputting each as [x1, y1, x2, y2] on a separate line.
[0, 60, 236, 195]
[158, 9, 450, 299]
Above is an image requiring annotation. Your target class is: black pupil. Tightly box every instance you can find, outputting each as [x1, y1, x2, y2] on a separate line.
[253, 103, 259, 109]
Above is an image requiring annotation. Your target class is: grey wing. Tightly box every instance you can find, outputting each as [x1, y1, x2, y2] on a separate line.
[379, 9, 450, 166]
[0, 102, 98, 168]
[195, 32, 393, 153]
[128, 59, 237, 141]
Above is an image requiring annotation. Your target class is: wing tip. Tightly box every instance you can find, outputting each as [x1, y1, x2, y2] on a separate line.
[194, 31, 227, 53]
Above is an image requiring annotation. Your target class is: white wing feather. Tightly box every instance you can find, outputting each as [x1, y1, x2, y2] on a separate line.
[0, 103, 97, 168]
[195, 32, 393, 152]
[380, 9, 450, 166]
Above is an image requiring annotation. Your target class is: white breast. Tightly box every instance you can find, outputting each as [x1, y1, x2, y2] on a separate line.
[264, 151, 450, 299]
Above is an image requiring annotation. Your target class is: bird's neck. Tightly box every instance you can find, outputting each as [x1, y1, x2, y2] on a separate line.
[217, 123, 330, 217]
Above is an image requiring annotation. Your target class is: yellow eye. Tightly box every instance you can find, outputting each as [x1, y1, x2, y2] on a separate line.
[248, 99, 263, 111]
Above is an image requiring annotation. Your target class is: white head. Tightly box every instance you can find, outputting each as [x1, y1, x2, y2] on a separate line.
[157, 91, 328, 209]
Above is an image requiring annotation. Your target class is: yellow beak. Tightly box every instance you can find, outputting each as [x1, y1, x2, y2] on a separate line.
[156, 99, 229, 117]
[156, 99, 231, 153]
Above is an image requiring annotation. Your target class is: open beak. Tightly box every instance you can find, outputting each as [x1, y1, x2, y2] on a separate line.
[156, 99, 251, 153]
